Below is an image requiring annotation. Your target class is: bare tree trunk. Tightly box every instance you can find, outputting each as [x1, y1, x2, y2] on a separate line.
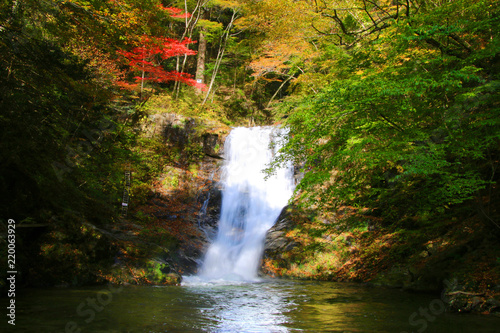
[266, 75, 294, 108]
[173, 0, 208, 99]
[140, 47, 146, 99]
[195, 26, 207, 95]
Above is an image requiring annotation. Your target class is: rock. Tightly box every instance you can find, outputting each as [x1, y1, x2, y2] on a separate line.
[486, 297, 500, 312]
[142, 113, 187, 139]
[202, 133, 221, 156]
[141, 113, 227, 158]
[263, 206, 299, 263]
[284, 242, 298, 252]
[197, 183, 223, 244]
[266, 231, 288, 251]
[419, 250, 430, 258]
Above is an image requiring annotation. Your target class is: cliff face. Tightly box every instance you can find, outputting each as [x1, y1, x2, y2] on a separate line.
[97, 113, 229, 285]
[262, 207, 299, 278]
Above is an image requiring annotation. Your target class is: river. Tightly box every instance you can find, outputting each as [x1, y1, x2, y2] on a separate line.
[4, 280, 498, 332]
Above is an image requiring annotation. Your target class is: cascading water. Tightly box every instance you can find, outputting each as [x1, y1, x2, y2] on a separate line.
[192, 126, 295, 282]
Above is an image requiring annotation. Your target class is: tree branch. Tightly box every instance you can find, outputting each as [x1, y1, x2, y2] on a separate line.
[377, 110, 405, 132]
[266, 74, 295, 109]
[414, 32, 468, 59]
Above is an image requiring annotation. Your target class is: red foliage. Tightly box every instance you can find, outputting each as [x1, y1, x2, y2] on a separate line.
[118, 35, 196, 63]
[115, 80, 139, 91]
[117, 35, 206, 91]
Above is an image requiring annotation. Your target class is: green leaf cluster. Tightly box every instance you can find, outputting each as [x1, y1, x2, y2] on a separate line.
[276, 0, 500, 223]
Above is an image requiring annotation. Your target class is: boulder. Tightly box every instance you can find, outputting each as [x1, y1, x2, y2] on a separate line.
[263, 206, 299, 259]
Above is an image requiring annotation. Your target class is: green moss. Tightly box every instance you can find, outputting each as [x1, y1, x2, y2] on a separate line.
[162, 166, 182, 189]
[188, 164, 199, 177]
[145, 261, 177, 284]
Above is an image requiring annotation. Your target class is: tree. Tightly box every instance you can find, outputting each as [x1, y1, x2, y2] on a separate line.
[271, 0, 500, 225]
[202, 6, 239, 104]
[117, 35, 204, 95]
[195, 24, 208, 94]
[166, 0, 210, 98]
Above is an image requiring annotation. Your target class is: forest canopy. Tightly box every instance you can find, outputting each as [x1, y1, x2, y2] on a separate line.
[262, 0, 500, 225]
[1, 0, 499, 225]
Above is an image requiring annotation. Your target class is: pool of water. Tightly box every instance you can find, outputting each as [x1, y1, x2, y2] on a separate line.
[2, 279, 498, 332]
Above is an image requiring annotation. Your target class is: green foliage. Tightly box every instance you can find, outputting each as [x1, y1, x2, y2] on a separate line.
[197, 19, 224, 43]
[34, 216, 117, 286]
[143, 91, 237, 124]
[275, 0, 500, 225]
[145, 261, 168, 281]
[131, 183, 153, 206]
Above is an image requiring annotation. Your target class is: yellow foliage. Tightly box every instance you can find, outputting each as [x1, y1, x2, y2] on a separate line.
[211, 0, 241, 9]
[236, 0, 318, 78]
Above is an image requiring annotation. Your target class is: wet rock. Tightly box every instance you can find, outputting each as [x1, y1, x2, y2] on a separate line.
[197, 182, 222, 243]
[173, 248, 201, 275]
[486, 297, 500, 312]
[202, 133, 222, 158]
[371, 265, 412, 289]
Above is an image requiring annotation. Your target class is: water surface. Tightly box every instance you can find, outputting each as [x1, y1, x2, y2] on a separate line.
[3, 280, 498, 332]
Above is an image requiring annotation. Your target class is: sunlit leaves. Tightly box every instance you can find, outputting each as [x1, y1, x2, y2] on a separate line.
[210, 0, 240, 9]
[274, 0, 500, 220]
[117, 35, 204, 89]
[235, 0, 318, 78]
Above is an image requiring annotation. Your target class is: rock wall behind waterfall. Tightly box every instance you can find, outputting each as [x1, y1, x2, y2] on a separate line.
[104, 113, 229, 284]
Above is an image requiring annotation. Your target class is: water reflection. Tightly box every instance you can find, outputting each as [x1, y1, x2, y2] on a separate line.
[3, 281, 499, 333]
[185, 282, 292, 332]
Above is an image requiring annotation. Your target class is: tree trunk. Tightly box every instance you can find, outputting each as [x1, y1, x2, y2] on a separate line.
[195, 27, 207, 95]
[173, 0, 207, 99]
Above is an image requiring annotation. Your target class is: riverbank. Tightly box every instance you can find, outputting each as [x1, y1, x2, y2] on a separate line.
[262, 203, 500, 314]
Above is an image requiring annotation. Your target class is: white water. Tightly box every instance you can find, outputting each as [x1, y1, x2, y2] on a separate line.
[186, 126, 295, 283]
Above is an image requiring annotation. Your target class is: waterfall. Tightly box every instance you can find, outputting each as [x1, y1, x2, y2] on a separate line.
[194, 126, 295, 282]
